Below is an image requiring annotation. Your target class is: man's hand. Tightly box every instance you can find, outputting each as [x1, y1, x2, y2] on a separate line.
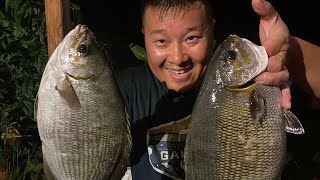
[252, 0, 291, 109]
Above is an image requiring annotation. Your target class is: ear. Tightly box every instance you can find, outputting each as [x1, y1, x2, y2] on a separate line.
[212, 18, 216, 27]
[141, 27, 144, 35]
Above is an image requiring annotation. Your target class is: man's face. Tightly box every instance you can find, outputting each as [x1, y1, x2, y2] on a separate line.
[143, 2, 215, 93]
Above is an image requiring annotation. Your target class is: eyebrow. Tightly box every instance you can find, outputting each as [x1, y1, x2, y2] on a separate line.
[149, 24, 206, 36]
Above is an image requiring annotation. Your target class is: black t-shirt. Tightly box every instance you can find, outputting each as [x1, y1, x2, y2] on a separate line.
[116, 65, 199, 180]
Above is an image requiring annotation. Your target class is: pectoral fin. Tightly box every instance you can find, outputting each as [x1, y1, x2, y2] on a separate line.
[284, 109, 305, 134]
[55, 77, 80, 108]
[250, 89, 265, 124]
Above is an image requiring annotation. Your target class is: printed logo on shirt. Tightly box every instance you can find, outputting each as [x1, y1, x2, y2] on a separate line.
[147, 115, 191, 180]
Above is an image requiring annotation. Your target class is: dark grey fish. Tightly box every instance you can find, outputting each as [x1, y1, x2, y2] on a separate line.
[184, 34, 304, 180]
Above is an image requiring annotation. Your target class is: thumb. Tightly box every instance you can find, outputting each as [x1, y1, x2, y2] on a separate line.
[252, 0, 277, 21]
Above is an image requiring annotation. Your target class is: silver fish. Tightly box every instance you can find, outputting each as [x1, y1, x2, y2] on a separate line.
[35, 24, 131, 180]
[184, 34, 304, 180]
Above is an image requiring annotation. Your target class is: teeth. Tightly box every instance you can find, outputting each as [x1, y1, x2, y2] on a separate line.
[167, 68, 189, 74]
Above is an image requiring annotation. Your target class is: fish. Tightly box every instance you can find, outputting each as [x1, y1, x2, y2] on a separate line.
[184, 34, 304, 180]
[35, 24, 131, 180]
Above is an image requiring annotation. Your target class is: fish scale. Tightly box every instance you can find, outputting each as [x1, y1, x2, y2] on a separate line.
[39, 75, 125, 179]
[185, 34, 304, 180]
[186, 82, 285, 179]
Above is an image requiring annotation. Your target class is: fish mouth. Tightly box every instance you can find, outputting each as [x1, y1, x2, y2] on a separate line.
[74, 24, 96, 44]
[76, 25, 89, 38]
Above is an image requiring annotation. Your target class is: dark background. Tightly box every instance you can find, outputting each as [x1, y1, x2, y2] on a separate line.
[79, 0, 319, 179]
[78, 0, 320, 70]
[78, 0, 320, 48]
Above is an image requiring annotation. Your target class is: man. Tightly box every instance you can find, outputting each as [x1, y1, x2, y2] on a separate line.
[117, 0, 291, 179]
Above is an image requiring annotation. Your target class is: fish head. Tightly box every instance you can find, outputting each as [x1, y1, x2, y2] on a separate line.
[213, 34, 268, 88]
[58, 24, 108, 80]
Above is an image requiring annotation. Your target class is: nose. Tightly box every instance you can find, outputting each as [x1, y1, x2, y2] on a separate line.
[167, 42, 188, 65]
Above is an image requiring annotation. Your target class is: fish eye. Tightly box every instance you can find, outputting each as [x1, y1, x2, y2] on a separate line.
[77, 43, 90, 54]
[225, 50, 236, 61]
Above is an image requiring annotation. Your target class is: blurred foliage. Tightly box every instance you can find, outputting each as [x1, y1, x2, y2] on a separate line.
[0, 0, 81, 179]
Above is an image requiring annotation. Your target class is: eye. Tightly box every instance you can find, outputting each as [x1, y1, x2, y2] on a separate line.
[225, 50, 236, 61]
[77, 43, 90, 54]
[155, 39, 166, 45]
[187, 36, 199, 42]
[154, 39, 168, 48]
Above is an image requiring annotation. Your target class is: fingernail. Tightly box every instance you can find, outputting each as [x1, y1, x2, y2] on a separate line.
[282, 101, 291, 109]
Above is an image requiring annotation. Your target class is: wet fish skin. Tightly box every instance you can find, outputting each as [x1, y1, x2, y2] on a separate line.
[184, 34, 304, 180]
[35, 24, 131, 180]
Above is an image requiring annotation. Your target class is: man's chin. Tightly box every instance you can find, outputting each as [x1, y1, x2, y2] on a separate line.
[166, 83, 196, 94]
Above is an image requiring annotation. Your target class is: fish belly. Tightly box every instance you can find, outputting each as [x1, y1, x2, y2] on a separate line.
[185, 84, 286, 180]
[37, 64, 129, 180]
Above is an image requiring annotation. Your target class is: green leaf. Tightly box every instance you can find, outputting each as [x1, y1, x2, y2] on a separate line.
[1, 41, 6, 49]
[33, 163, 43, 172]
[2, 52, 12, 63]
[13, 26, 24, 39]
[5, 0, 12, 12]
[3, 101, 22, 115]
[0, 9, 6, 20]
[71, 3, 80, 11]
[1, 20, 10, 27]
[129, 43, 148, 64]
[22, 99, 34, 117]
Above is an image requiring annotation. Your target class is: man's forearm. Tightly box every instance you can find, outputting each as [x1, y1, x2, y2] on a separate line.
[287, 36, 320, 99]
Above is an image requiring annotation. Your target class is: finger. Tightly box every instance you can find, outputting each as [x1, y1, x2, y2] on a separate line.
[254, 69, 289, 85]
[262, 35, 288, 57]
[262, 24, 290, 59]
[266, 53, 286, 72]
[280, 83, 292, 109]
[252, 0, 290, 57]
[252, 0, 276, 20]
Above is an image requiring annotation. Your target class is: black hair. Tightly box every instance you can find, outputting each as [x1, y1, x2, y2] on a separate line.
[140, 0, 214, 22]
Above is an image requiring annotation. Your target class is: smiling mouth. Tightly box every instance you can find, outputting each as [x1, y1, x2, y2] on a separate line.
[166, 67, 192, 75]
